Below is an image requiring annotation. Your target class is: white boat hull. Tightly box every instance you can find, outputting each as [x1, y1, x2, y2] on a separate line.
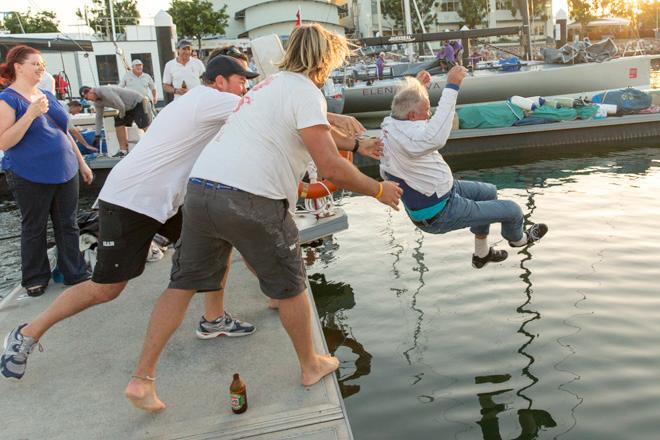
[337, 56, 655, 114]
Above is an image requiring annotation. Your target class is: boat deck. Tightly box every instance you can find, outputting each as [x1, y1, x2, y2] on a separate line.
[0, 211, 353, 440]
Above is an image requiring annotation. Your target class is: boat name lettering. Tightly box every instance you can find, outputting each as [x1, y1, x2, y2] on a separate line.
[361, 87, 394, 96]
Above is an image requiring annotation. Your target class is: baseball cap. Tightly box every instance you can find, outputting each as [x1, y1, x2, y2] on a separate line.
[177, 39, 193, 49]
[131, 59, 143, 66]
[79, 86, 91, 97]
[203, 55, 259, 82]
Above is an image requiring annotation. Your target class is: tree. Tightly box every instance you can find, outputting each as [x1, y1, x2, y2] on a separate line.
[168, 0, 229, 50]
[567, 0, 598, 28]
[508, 0, 552, 20]
[1, 10, 59, 34]
[76, 0, 140, 38]
[457, 0, 488, 29]
[380, 0, 439, 34]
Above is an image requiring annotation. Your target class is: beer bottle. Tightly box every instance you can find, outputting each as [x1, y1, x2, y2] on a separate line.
[181, 80, 188, 90]
[230, 373, 247, 414]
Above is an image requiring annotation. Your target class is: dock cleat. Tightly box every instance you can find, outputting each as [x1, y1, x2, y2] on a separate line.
[472, 247, 508, 269]
[1, 324, 42, 380]
[196, 311, 255, 339]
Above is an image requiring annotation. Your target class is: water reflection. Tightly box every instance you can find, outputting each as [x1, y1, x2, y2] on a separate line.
[310, 272, 372, 399]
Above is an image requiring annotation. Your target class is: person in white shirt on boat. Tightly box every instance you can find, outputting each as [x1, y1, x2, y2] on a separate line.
[120, 59, 157, 105]
[162, 39, 205, 100]
[124, 23, 402, 413]
[0, 55, 260, 382]
[380, 66, 548, 268]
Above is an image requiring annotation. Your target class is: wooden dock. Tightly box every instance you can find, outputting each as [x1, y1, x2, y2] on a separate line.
[0, 212, 353, 439]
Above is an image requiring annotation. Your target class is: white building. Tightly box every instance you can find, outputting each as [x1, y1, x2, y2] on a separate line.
[217, 0, 346, 40]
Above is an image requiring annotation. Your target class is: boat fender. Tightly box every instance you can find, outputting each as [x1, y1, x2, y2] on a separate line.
[298, 151, 353, 199]
[509, 96, 537, 111]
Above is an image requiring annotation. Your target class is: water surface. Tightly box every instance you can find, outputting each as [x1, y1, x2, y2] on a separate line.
[309, 147, 660, 440]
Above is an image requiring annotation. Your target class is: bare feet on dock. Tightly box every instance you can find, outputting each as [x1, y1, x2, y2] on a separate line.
[267, 299, 280, 310]
[125, 377, 166, 412]
[301, 354, 339, 387]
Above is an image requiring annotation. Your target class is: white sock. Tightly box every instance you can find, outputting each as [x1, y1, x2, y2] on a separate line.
[474, 237, 489, 258]
[510, 233, 528, 247]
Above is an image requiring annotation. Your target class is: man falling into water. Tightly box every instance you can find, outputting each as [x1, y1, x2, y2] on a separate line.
[380, 66, 548, 268]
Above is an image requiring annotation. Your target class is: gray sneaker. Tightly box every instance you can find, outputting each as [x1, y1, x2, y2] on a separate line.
[196, 312, 255, 340]
[1, 324, 41, 379]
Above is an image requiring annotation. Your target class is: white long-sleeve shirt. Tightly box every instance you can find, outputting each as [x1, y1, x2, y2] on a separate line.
[380, 87, 458, 197]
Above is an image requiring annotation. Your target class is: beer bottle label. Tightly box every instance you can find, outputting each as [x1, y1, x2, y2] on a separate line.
[231, 393, 245, 410]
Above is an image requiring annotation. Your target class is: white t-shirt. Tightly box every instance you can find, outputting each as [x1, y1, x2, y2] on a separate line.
[162, 57, 205, 100]
[98, 86, 239, 223]
[191, 72, 328, 208]
[120, 71, 156, 99]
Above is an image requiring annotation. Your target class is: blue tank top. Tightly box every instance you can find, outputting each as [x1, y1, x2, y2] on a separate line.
[0, 88, 78, 184]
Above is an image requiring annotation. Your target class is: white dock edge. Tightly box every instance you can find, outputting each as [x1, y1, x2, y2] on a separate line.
[0, 210, 352, 439]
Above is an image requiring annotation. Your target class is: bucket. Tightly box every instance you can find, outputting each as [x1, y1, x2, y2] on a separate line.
[598, 103, 618, 115]
[508, 96, 537, 111]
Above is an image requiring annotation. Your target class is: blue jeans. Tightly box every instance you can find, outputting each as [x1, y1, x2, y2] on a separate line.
[416, 180, 524, 242]
[5, 171, 89, 288]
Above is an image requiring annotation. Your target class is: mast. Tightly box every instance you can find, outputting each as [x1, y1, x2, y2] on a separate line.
[108, 0, 117, 42]
[403, 0, 414, 61]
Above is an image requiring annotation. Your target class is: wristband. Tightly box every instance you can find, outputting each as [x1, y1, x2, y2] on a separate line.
[374, 182, 384, 199]
[352, 137, 360, 153]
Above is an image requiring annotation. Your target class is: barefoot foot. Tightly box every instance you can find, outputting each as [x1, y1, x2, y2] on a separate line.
[301, 354, 339, 387]
[267, 298, 280, 310]
[125, 377, 166, 412]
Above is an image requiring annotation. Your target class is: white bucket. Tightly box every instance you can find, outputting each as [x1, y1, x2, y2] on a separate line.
[598, 103, 618, 115]
[509, 95, 537, 111]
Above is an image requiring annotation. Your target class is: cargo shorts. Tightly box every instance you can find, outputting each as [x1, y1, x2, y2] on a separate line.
[168, 179, 306, 299]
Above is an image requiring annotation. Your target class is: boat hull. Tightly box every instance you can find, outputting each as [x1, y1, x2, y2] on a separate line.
[337, 56, 655, 115]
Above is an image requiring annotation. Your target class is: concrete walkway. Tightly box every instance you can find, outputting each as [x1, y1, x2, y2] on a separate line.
[0, 221, 352, 439]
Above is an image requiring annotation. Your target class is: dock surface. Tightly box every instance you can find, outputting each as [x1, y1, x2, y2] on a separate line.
[0, 244, 352, 439]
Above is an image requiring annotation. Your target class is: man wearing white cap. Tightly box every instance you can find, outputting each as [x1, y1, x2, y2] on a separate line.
[120, 59, 157, 104]
[162, 39, 205, 100]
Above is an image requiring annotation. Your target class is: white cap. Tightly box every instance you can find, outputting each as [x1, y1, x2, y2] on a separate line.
[132, 59, 143, 66]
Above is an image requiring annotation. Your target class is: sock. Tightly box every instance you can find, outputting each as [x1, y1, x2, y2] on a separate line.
[510, 233, 528, 247]
[474, 237, 489, 258]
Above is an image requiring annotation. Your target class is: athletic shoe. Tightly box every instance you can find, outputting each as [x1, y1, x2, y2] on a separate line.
[1, 324, 41, 379]
[146, 241, 164, 262]
[196, 312, 255, 339]
[510, 223, 549, 248]
[112, 150, 127, 158]
[472, 247, 508, 269]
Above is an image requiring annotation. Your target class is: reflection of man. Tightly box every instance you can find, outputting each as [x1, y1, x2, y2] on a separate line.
[162, 39, 206, 100]
[120, 59, 157, 104]
[66, 100, 97, 153]
[80, 85, 152, 157]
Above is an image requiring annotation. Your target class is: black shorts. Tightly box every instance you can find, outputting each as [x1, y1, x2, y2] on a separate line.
[91, 200, 182, 284]
[114, 100, 152, 129]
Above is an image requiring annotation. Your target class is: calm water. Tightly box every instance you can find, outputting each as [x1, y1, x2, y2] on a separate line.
[308, 147, 660, 440]
[2, 147, 660, 439]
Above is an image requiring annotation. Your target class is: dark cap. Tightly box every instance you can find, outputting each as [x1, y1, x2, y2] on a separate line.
[203, 55, 259, 82]
[177, 39, 193, 49]
[79, 86, 91, 97]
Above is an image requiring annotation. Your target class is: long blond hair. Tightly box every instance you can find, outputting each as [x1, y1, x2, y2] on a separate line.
[278, 23, 350, 85]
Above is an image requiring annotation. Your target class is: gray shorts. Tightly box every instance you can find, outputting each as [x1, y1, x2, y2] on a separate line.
[168, 180, 306, 299]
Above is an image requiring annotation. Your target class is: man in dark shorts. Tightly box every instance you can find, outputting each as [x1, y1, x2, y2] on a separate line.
[80, 84, 152, 157]
[1, 56, 259, 381]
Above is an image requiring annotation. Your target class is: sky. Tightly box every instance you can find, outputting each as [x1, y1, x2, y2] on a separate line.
[2, 0, 570, 34]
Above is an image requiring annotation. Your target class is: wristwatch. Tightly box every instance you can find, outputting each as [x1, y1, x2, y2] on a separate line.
[352, 137, 360, 153]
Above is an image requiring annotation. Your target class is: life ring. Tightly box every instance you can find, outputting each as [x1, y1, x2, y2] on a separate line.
[298, 150, 353, 199]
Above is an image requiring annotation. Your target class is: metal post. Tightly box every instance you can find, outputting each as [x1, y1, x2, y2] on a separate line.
[376, 0, 383, 36]
[403, 0, 414, 61]
[108, 0, 117, 42]
[517, 0, 532, 60]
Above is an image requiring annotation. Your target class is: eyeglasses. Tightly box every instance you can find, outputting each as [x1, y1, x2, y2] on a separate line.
[219, 46, 243, 57]
[24, 61, 46, 69]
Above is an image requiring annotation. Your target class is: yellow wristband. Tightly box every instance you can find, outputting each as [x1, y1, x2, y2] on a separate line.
[374, 182, 384, 199]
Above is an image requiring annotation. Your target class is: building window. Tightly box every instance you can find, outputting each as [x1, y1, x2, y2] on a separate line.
[131, 53, 154, 78]
[441, 0, 459, 12]
[371, 0, 378, 15]
[96, 55, 119, 85]
[496, 0, 513, 10]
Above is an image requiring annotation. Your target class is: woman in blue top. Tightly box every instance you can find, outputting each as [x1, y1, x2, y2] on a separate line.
[0, 45, 93, 296]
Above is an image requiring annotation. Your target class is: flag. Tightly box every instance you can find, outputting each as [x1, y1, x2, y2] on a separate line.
[295, 7, 301, 27]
